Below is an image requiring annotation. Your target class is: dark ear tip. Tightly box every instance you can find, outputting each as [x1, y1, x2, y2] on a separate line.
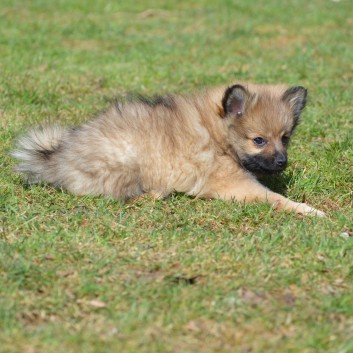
[296, 86, 308, 95]
[223, 84, 246, 98]
[222, 84, 247, 107]
[221, 84, 249, 116]
[282, 86, 308, 102]
[297, 86, 308, 101]
[228, 84, 246, 91]
[290, 86, 307, 93]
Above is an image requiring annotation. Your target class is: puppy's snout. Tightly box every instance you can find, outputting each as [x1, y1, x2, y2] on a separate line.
[274, 153, 287, 168]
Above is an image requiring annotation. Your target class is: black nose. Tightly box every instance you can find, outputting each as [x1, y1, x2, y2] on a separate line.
[274, 154, 287, 168]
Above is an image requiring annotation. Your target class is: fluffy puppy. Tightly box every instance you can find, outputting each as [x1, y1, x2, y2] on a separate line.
[12, 83, 325, 216]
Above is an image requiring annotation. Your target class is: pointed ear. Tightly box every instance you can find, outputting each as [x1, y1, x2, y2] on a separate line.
[282, 86, 307, 123]
[222, 84, 252, 118]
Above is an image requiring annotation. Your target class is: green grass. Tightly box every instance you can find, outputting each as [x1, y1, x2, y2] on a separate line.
[1, 1, 353, 352]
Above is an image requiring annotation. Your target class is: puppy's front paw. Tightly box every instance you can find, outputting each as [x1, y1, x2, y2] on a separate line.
[297, 203, 326, 217]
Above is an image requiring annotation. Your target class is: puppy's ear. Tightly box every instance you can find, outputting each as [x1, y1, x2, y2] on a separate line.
[222, 84, 252, 118]
[282, 86, 307, 124]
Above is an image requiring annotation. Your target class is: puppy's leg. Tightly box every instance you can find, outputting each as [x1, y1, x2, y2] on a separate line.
[201, 166, 325, 217]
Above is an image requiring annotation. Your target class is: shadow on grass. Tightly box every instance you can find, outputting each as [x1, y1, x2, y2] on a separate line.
[258, 173, 292, 196]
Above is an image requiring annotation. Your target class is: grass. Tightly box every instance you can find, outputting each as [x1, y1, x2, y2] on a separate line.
[1, 0, 353, 352]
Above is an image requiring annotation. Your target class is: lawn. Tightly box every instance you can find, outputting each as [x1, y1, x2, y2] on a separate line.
[1, 0, 353, 352]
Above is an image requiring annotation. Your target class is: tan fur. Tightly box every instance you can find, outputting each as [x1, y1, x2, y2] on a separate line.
[12, 83, 325, 216]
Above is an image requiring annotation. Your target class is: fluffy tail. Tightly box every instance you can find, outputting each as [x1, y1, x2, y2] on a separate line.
[12, 126, 67, 184]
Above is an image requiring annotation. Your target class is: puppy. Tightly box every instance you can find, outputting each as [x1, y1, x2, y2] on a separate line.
[12, 83, 325, 216]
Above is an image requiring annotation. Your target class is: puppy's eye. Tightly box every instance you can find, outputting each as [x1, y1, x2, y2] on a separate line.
[253, 137, 267, 147]
[282, 135, 290, 145]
